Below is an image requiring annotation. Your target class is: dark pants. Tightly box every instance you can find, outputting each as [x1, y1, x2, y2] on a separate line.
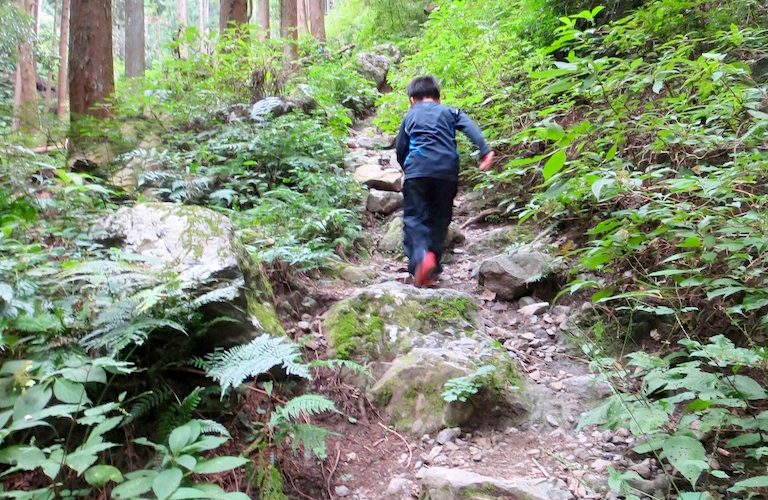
[402, 177, 458, 276]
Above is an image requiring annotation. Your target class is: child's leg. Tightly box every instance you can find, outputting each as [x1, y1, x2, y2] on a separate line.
[402, 178, 432, 276]
[427, 179, 459, 270]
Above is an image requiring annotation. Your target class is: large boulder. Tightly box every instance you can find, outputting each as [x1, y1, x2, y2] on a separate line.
[323, 282, 528, 434]
[353, 164, 403, 192]
[478, 248, 562, 300]
[93, 203, 283, 345]
[420, 467, 573, 500]
[366, 189, 403, 215]
[378, 217, 465, 255]
[250, 97, 291, 121]
[356, 52, 392, 89]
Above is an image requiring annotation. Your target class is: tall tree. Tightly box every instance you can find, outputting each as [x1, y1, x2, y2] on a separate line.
[12, 0, 40, 132]
[69, 0, 115, 118]
[198, 0, 210, 49]
[309, 0, 325, 42]
[176, 0, 188, 58]
[257, 0, 269, 39]
[125, 0, 145, 77]
[280, 0, 297, 62]
[219, 0, 248, 32]
[297, 0, 307, 36]
[57, 0, 70, 118]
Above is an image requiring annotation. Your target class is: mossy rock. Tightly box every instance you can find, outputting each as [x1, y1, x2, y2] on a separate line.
[322, 282, 529, 434]
[94, 203, 284, 346]
[378, 216, 465, 255]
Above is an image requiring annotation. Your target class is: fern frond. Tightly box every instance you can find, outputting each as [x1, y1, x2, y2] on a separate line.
[195, 418, 231, 438]
[271, 395, 337, 424]
[191, 285, 240, 308]
[158, 387, 203, 440]
[81, 317, 186, 352]
[290, 423, 335, 460]
[205, 334, 311, 394]
[124, 387, 173, 425]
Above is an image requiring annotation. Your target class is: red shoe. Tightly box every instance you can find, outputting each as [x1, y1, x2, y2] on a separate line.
[414, 251, 437, 287]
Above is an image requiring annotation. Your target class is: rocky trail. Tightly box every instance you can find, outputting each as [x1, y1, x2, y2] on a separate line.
[279, 122, 669, 499]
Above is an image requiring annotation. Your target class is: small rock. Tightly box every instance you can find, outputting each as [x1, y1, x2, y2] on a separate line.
[424, 445, 443, 462]
[436, 427, 462, 445]
[366, 189, 404, 215]
[444, 441, 459, 452]
[520, 332, 537, 341]
[385, 477, 414, 496]
[518, 302, 551, 316]
[334, 485, 351, 497]
[591, 459, 612, 473]
[345, 452, 357, 462]
[629, 459, 652, 479]
[546, 415, 560, 427]
[433, 454, 449, 465]
[526, 448, 541, 456]
[297, 321, 311, 331]
[518, 296, 538, 307]
[354, 164, 403, 192]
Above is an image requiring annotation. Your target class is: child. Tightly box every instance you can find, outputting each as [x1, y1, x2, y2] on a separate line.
[395, 75, 495, 287]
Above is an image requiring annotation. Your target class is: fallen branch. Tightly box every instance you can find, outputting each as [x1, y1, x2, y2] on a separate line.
[378, 422, 412, 468]
[461, 208, 503, 229]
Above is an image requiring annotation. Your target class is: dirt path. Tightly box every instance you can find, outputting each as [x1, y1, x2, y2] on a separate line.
[285, 124, 660, 499]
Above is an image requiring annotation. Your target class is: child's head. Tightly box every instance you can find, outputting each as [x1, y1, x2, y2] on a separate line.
[407, 75, 441, 104]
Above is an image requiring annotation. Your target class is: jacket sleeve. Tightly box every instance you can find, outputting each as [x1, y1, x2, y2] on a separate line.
[396, 119, 409, 167]
[455, 110, 491, 158]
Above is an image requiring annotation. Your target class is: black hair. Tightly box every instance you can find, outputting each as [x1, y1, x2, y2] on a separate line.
[407, 75, 441, 100]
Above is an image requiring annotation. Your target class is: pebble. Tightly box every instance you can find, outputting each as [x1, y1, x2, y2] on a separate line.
[518, 302, 550, 316]
[423, 446, 443, 462]
[432, 454, 449, 465]
[444, 441, 459, 452]
[629, 459, 652, 479]
[345, 452, 357, 461]
[334, 485, 351, 497]
[591, 458, 612, 473]
[526, 448, 541, 456]
[520, 332, 537, 341]
[549, 381, 564, 391]
[385, 477, 412, 496]
[546, 415, 560, 427]
[436, 427, 462, 445]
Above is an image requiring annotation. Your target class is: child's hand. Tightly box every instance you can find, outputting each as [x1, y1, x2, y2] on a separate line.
[479, 151, 496, 171]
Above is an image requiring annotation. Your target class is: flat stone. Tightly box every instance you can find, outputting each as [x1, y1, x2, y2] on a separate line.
[385, 477, 414, 496]
[367, 189, 403, 214]
[420, 467, 573, 500]
[519, 302, 550, 316]
[354, 164, 403, 192]
[334, 485, 351, 497]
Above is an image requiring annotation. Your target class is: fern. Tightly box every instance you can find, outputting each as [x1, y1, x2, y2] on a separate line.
[204, 334, 311, 394]
[81, 317, 186, 352]
[270, 395, 337, 424]
[158, 387, 204, 440]
[289, 423, 335, 460]
[196, 418, 231, 438]
[124, 387, 173, 425]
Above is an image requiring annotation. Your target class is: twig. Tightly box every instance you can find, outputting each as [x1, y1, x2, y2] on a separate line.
[460, 208, 503, 229]
[372, 437, 387, 447]
[325, 443, 341, 500]
[532, 457, 551, 479]
[378, 422, 412, 468]
[246, 385, 288, 405]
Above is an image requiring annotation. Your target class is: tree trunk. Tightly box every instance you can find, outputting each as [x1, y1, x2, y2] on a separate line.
[280, 0, 297, 62]
[177, 0, 188, 58]
[69, 0, 115, 118]
[13, 0, 40, 132]
[125, 0, 145, 77]
[46, 0, 59, 111]
[297, 0, 308, 36]
[198, 0, 209, 50]
[309, 0, 325, 42]
[57, 0, 70, 118]
[219, 0, 248, 32]
[257, 0, 269, 39]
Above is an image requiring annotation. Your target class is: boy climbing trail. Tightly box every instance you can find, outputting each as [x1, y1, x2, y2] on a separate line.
[395, 76, 495, 287]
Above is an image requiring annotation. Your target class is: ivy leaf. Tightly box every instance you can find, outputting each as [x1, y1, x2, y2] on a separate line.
[152, 467, 182, 500]
[84, 465, 124, 487]
[193, 456, 248, 474]
[661, 436, 708, 488]
[542, 149, 566, 180]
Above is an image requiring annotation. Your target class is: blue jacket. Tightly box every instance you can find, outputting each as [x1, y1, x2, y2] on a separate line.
[396, 101, 490, 181]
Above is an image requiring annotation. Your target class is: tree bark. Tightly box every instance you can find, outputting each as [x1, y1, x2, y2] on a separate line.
[125, 0, 145, 77]
[13, 0, 40, 132]
[219, 0, 248, 32]
[198, 0, 209, 49]
[280, 0, 297, 62]
[297, 0, 308, 35]
[177, 0, 188, 58]
[57, 0, 70, 118]
[69, 0, 115, 118]
[309, 0, 325, 42]
[257, 0, 269, 39]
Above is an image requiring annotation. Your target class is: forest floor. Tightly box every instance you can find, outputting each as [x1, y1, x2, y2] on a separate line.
[272, 123, 663, 500]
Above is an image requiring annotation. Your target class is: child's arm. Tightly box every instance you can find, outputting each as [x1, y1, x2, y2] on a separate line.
[455, 110, 493, 166]
[395, 121, 409, 168]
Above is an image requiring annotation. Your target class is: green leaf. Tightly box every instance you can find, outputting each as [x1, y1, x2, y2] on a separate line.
[153, 468, 183, 500]
[194, 456, 248, 474]
[84, 465, 124, 487]
[726, 375, 767, 400]
[13, 385, 52, 423]
[542, 149, 566, 180]
[0, 445, 46, 471]
[661, 436, 708, 488]
[53, 379, 90, 405]
[112, 470, 157, 499]
[729, 475, 768, 493]
[169, 488, 213, 499]
[176, 454, 197, 471]
[169, 424, 193, 456]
